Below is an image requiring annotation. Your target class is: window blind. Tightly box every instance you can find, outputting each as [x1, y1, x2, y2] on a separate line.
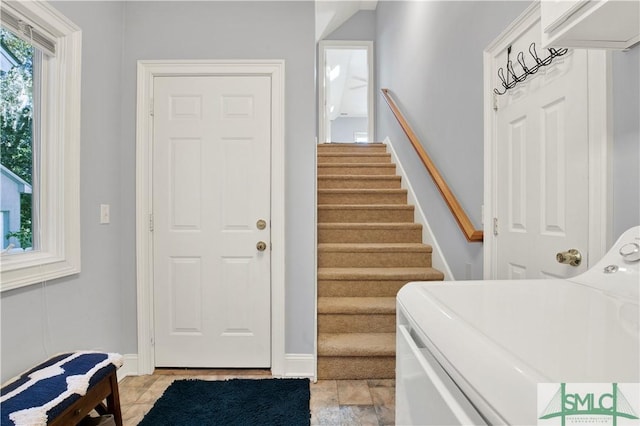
[1, 7, 55, 56]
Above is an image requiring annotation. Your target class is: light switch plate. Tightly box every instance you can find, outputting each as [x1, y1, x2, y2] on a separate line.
[100, 204, 110, 224]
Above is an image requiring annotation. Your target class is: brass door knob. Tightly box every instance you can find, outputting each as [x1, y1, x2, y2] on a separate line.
[256, 241, 267, 252]
[556, 249, 582, 266]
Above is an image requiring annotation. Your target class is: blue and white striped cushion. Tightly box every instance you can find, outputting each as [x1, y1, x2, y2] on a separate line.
[1, 352, 123, 426]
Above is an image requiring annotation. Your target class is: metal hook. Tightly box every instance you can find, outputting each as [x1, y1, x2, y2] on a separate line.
[494, 42, 570, 96]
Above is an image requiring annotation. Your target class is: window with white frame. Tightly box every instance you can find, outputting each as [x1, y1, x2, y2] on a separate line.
[0, 1, 81, 291]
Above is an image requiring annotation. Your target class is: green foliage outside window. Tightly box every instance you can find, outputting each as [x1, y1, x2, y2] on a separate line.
[1, 28, 34, 247]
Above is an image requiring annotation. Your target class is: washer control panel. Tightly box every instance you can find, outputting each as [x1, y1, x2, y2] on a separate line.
[569, 226, 639, 299]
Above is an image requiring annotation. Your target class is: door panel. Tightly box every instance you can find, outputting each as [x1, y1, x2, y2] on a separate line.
[495, 19, 589, 279]
[153, 75, 271, 367]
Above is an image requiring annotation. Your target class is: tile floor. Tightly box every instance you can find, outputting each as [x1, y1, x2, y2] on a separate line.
[118, 369, 395, 425]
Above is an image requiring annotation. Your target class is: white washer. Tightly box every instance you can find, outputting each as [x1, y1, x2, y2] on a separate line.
[396, 226, 640, 425]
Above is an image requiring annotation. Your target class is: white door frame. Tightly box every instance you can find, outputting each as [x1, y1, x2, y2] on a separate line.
[135, 60, 286, 375]
[318, 40, 374, 143]
[483, 3, 612, 279]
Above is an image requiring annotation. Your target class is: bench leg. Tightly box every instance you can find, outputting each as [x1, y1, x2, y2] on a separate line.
[106, 372, 123, 426]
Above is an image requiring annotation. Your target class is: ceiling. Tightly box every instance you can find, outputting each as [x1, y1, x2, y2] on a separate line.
[315, 0, 378, 41]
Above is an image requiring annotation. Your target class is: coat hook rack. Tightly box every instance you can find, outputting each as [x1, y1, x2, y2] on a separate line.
[494, 42, 569, 95]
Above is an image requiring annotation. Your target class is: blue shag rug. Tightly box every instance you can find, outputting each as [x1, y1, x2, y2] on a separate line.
[138, 378, 310, 426]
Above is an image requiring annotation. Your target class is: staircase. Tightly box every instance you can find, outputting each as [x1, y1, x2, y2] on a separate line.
[317, 142, 444, 380]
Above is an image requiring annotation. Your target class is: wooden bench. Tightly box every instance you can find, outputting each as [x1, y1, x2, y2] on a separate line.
[1, 352, 123, 426]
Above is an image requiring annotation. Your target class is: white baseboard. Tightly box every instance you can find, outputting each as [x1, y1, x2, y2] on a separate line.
[383, 137, 455, 280]
[117, 354, 139, 381]
[115, 353, 314, 380]
[282, 353, 315, 378]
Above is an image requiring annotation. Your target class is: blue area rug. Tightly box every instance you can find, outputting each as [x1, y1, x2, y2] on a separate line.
[138, 378, 310, 426]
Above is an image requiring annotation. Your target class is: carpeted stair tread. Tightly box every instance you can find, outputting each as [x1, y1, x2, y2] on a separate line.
[318, 242, 433, 267]
[318, 297, 396, 314]
[317, 357, 395, 380]
[318, 153, 391, 160]
[318, 279, 410, 297]
[318, 188, 407, 195]
[318, 266, 444, 281]
[318, 162, 395, 167]
[318, 205, 415, 223]
[318, 243, 432, 253]
[318, 142, 385, 148]
[318, 175, 402, 189]
[318, 223, 421, 230]
[318, 333, 395, 357]
[318, 175, 401, 181]
[318, 189, 408, 205]
[318, 164, 397, 176]
[319, 204, 414, 211]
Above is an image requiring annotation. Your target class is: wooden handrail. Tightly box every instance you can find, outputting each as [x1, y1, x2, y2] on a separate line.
[381, 88, 483, 242]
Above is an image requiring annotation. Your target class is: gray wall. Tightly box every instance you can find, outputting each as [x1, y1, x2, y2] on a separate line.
[2, 0, 636, 382]
[325, 10, 376, 41]
[331, 117, 369, 141]
[612, 45, 640, 238]
[120, 0, 316, 357]
[1, 1, 316, 382]
[1, 1, 127, 382]
[375, 1, 529, 279]
[374, 1, 640, 281]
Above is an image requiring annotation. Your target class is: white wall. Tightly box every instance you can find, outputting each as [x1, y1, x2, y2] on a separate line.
[1, 1, 316, 382]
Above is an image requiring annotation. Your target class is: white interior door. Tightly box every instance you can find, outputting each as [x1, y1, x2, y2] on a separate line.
[494, 19, 589, 279]
[318, 41, 374, 143]
[152, 75, 271, 367]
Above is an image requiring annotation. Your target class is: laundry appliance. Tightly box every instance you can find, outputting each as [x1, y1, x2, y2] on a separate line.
[396, 226, 640, 424]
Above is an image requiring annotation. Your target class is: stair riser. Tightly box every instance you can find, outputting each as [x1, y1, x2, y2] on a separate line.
[317, 357, 395, 380]
[318, 155, 391, 164]
[318, 192, 407, 205]
[318, 178, 401, 190]
[318, 165, 396, 176]
[318, 208, 414, 223]
[318, 228, 422, 243]
[318, 250, 432, 268]
[318, 314, 395, 333]
[318, 280, 408, 297]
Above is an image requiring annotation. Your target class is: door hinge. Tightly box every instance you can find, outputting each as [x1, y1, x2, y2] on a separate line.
[149, 98, 154, 116]
[150, 336, 154, 346]
[492, 93, 498, 112]
[149, 213, 154, 232]
[493, 217, 499, 236]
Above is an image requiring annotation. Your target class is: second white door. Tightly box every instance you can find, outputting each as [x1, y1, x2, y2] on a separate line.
[494, 16, 590, 279]
[153, 75, 271, 367]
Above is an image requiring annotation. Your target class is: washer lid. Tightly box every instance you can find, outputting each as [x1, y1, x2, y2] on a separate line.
[397, 277, 640, 425]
